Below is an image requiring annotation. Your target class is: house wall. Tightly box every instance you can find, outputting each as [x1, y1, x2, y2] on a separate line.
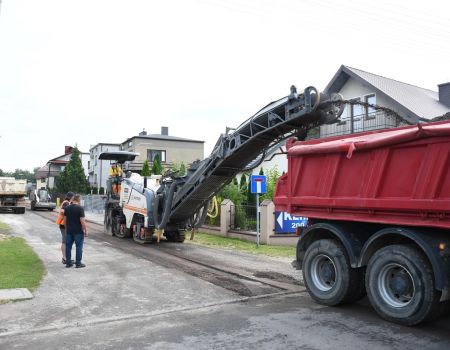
[123, 138, 204, 169]
[37, 178, 47, 189]
[88, 144, 120, 189]
[320, 78, 405, 137]
[81, 153, 89, 177]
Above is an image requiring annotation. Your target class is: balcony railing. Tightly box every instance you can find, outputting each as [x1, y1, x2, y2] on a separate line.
[317, 111, 408, 139]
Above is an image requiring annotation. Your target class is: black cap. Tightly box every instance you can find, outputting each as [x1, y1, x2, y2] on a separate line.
[65, 191, 75, 199]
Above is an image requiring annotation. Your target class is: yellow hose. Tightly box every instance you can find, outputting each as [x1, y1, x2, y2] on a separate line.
[207, 196, 218, 218]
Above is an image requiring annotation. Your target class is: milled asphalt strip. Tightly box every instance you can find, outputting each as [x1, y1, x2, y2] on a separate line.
[33, 211, 304, 293]
[156, 246, 303, 292]
[0, 290, 307, 338]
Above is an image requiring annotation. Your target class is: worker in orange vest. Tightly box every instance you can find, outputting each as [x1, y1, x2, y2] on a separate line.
[55, 191, 74, 264]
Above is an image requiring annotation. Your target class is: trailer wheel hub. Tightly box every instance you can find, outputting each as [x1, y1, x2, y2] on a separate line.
[378, 263, 415, 308]
[311, 254, 336, 292]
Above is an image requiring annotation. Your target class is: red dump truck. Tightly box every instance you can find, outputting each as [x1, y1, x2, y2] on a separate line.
[274, 120, 450, 325]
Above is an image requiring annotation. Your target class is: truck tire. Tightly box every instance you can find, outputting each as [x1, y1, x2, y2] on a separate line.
[303, 239, 362, 306]
[114, 215, 131, 239]
[365, 244, 441, 326]
[104, 210, 114, 236]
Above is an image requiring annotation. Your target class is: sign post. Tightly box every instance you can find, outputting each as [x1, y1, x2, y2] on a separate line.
[250, 175, 267, 247]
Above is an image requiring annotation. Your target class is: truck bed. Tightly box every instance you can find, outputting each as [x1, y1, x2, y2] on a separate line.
[274, 121, 450, 229]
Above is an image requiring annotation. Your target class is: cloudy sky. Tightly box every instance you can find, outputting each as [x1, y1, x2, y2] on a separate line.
[1, 0, 449, 172]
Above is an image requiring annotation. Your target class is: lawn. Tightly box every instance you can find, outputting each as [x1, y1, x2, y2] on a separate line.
[189, 231, 296, 258]
[0, 221, 46, 291]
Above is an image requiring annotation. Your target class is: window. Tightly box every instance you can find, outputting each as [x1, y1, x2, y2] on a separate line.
[365, 94, 376, 119]
[351, 98, 363, 133]
[337, 105, 349, 126]
[128, 141, 133, 148]
[147, 150, 166, 163]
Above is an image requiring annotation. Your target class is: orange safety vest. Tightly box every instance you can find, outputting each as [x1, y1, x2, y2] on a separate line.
[55, 200, 70, 225]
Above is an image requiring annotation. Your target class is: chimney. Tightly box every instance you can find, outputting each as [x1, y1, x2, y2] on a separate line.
[64, 146, 73, 154]
[161, 126, 169, 136]
[438, 82, 450, 108]
[139, 128, 147, 136]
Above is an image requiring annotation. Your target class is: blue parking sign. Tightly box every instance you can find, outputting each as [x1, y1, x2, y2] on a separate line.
[250, 175, 267, 194]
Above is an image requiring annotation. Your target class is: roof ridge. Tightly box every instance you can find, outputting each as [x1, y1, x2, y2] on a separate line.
[345, 65, 437, 93]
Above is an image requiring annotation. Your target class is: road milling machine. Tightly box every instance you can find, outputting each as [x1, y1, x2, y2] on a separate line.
[100, 86, 344, 244]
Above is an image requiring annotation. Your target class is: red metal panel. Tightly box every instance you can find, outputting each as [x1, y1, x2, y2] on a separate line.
[275, 121, 450, 229]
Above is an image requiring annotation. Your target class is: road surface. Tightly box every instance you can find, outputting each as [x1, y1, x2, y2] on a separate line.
[1, 211, 450, 350]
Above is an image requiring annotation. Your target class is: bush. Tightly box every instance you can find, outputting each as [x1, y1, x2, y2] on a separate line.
[99, 187, 105, 195]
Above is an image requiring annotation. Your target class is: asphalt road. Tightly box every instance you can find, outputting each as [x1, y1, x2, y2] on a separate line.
[1, 211, 450, 350]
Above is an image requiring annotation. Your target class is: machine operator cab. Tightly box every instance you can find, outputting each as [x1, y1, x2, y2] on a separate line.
[99, 151, 140, 200]
[98, 151, 162, 200]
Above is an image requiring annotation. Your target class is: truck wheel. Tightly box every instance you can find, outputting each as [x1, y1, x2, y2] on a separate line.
[114, 217, 131, 239]
[303, 239, 361, 306]
[104, 211, 114, 236]
[366, 245, 441, 326]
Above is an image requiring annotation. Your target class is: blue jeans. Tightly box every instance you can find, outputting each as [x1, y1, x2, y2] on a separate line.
[66, 233, 84, 265]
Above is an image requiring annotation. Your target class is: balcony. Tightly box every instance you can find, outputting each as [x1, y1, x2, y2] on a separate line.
[317, 111, 408, 139]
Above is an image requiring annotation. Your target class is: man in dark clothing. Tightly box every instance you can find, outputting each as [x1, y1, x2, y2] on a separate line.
[64, 194, 88, 268]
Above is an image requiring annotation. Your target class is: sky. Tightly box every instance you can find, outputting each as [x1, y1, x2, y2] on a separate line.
[1, 0, 450, 172]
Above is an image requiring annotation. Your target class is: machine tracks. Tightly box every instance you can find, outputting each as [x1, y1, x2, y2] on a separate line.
[33, 210, 304, 298]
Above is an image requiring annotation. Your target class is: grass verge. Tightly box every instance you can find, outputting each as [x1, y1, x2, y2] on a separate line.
[0, 221, 46, 291]
[0, 220, 10, 232]
[188, 232, 296, 258]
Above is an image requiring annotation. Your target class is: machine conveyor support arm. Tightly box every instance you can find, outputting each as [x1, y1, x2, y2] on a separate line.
[159, 85, 344, 228]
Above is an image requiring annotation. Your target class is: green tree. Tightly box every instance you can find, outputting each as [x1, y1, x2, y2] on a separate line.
[259, 167, 264, 176]
[219, 182, 246, 207]
[171, 162, 187, 177]
[247, 179, 256, 206]
[179, 162, 186, 177]
[14, 169, 35, 182]
[239, 173, 247, 190]
[142, 160, 151, 176]
[261, 166, 280, 201]
[1, 168, 36, 182]
[55, 147, 90, 194]
[152, 154, 163, 175]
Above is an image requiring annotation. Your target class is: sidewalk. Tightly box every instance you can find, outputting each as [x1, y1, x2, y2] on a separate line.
[84, 211, 104, 225]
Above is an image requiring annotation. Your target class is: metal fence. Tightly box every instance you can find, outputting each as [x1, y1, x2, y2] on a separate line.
[80, 194, 106, 213]
[317, 111, 407, 139]
[230, 204, 257, 232]
[204, 211, 221, 227]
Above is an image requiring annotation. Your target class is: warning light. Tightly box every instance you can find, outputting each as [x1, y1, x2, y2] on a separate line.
[438, 243, 446, 251]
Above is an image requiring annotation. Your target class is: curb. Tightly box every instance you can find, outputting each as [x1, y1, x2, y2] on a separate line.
[0, 288, 33, 302]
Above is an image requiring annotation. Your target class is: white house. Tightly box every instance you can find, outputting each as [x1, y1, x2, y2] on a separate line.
[88, 143, 121, 190]
[249, 65, 450, 176]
